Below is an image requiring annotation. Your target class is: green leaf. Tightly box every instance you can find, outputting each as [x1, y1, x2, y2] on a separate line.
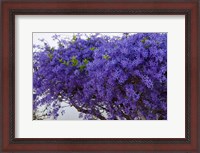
[71, 56, 78, 66]
[83, 59, 89, 65]
[79, 65, 86, 71]
[79, 59, 89, 71]
[72, 35, 77, 41]
[59, 58, 63, 63]
[63, 61, 69, 66]
[141, 37, 148, 43]
[51, 47, 55, 52]
[103, 54, 110, 60]
[90, 47, 96, 51]
[48, 53, 53, 60]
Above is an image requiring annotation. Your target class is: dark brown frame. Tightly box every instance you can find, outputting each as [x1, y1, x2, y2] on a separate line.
[0, 0, 199, 152]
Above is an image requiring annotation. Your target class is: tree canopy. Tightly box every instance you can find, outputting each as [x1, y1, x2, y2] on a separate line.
[33, 33, 167, 120]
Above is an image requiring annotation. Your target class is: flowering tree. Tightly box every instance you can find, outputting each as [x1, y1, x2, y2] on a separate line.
[33, 33, 167, 120]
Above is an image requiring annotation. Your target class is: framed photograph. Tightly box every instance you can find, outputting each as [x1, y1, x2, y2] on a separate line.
[1, 0, 199, 152]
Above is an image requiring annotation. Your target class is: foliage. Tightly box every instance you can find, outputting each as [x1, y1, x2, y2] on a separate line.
[33, 33, 167, 120]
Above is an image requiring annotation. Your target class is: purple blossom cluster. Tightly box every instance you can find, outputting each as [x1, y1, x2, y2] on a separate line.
[33, 33, 167, 120]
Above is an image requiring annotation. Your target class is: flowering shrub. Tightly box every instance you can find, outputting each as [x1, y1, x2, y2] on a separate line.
[33, 33, 167, 120]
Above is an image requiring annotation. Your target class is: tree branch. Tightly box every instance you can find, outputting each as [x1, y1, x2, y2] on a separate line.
[72, 103, 106, 120]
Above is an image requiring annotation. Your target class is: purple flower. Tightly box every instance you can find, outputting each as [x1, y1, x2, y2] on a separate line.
[33, 33, 167, 120]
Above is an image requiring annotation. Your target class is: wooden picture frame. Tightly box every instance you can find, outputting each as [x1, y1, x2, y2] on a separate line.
[1, 0, 199, 152]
